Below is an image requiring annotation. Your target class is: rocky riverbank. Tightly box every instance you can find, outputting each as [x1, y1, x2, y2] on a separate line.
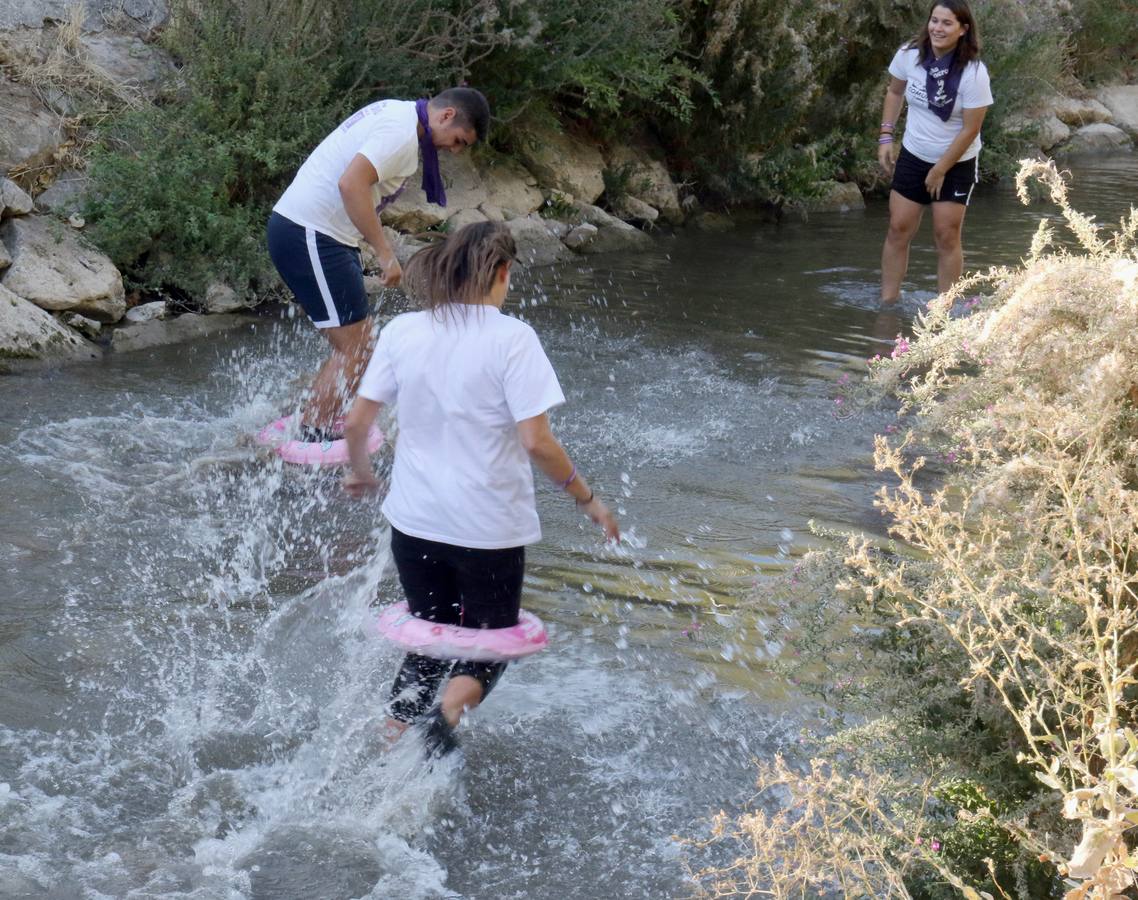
[1, 4, 1134, 370]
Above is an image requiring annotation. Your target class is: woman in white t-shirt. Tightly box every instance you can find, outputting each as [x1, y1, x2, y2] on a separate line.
[342, 222, 620, 757]
[877, 0, 993, 304]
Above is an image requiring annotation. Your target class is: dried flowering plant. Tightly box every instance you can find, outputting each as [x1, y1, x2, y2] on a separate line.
[686, 160, 1138, 899]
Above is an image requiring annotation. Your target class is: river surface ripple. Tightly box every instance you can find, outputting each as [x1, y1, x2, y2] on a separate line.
[0, 156, 1134, 898]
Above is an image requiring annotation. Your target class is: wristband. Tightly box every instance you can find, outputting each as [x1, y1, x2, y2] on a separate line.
[881, 122, 894, 129]
[878, 136, 894, 144]
[575, 490, 595, 506]
[556, 465, 577, 490]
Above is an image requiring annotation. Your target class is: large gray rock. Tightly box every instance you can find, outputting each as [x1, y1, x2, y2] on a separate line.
[505, 215, 574, 267]
[514, 121, 605, 204]
[110, 312, 251, 354]
[562, 223, 598, 251]
[0, 239, 10, 270]
[382, 151, 546, 232]
[479, 203, 505, 222]
[1005, 112, 1070, 152]
[573, 203, 653, 254]
[63, 311, 101, 339]
[1036, 114, 1073, 152]
[203, 281, 247, 313]
[380, 190, 445, 233]
[1096, 86, 1138, 139]
[0, 179, 34, 218]
[479, 155, 544, 219]
[78, 32, 174, 97]
[611, 194, 660, 225]
[802, 181, 866, 214]
[0, 282, 97, 370]
[0, 76, 63, 172]
[604, 142, 684, 225]
[1, 215, 126, 322]
[34, 170, 89, 214]
[0, 1, 168, 34]
[124, 300, 168, 322]
[1058, 123, 1133, 156]
[381, 152, 488, 232]
[1050, 94, 1112, 127]
[445, 207, 489, 232]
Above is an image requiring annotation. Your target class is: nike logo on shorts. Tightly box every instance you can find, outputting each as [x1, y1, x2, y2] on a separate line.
[954, 191, 968, 197]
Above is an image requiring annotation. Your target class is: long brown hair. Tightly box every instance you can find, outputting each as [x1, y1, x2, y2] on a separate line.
[910, 0, 981, 71]
[403, 221, 516, 313]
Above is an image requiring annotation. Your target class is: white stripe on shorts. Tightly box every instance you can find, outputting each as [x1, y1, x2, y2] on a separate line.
[964, 155, 978, 205]
[305, 227, 340, 328]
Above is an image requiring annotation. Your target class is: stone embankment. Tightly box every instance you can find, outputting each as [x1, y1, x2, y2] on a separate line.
[1, 5, 1133, 369]
[1006, 87, 1138, 156]
[0, 4, 872, 369]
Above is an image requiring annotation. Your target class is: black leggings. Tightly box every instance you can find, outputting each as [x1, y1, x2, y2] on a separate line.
[387, 527, 525, 723]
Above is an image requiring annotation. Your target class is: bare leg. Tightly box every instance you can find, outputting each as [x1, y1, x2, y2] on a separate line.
[302, 318, 377, 430]
[931, 201, 967, 295]
[880, 190, 925, 304]
[379, 717, 410, 748]
[378, 675, 482, 752]
[439, 675, 484, 727]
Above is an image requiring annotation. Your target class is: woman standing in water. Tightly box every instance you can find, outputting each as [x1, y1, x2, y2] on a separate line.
[878, 0, 993, 304]
[342, 221, 619, 757]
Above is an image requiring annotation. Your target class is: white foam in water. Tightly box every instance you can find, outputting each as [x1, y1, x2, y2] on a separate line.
[0, 326, 776, 899]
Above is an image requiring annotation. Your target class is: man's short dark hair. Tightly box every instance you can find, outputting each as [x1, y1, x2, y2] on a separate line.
[430, 87, 491, 144]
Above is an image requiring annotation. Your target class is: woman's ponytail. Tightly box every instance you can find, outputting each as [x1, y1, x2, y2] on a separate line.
[403, 221, 517, 313]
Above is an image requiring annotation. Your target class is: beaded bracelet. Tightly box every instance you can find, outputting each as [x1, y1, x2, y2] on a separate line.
[881, 122, 895, 130]
[556, 465, 577, 490]
[575, 490, 595, 507]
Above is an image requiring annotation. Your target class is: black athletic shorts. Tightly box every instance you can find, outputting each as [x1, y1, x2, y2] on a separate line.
[891, 145, 979, 207]
[266, 211, 368, 328]
[387, 527, 526, 722]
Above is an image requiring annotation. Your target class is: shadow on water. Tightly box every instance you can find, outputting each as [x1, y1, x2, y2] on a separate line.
[0, 155, 1134, 898]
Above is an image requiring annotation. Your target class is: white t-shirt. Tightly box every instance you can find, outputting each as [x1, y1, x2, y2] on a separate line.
[358, 307, 566, 550]
[274, 99, 420, 247]
[888, 46, 993, 164]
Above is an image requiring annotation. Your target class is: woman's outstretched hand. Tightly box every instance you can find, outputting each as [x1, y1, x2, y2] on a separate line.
[580, 496, 620, 542]
[343, 470, 381, 498]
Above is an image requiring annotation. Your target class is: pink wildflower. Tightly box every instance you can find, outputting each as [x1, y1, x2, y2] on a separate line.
[932, 840, 942, 852]
[891, 336, 910, 359]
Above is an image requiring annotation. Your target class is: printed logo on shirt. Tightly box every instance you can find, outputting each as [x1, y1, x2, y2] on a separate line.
[338, 100, 391, 133]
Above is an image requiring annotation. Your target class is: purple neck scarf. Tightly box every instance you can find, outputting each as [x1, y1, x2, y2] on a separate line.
[923, 49, 962, 122]
[415, 98, 447, 207]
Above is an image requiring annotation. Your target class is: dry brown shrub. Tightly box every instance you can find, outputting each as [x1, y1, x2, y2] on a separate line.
[685, 160, 1138, 899]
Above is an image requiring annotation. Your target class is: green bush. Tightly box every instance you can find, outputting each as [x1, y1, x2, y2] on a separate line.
[83, 0, 1138, 294]
[85, 0, 698, 297]
[1069, 0, 1138, 83]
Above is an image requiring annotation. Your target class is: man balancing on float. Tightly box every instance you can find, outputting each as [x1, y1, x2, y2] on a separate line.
[261, 87, 490, 463]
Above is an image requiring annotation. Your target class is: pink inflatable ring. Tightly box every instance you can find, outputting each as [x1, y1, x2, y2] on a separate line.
[376, 601, 549, 662]
[255, 414, 383, 467]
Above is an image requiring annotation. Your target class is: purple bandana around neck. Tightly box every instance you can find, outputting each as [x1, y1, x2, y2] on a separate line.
[415, 98, 447, 207]
[923, 48, 963, 123]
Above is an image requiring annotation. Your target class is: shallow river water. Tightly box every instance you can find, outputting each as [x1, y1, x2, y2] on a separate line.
[1, 156, 1135, 898]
